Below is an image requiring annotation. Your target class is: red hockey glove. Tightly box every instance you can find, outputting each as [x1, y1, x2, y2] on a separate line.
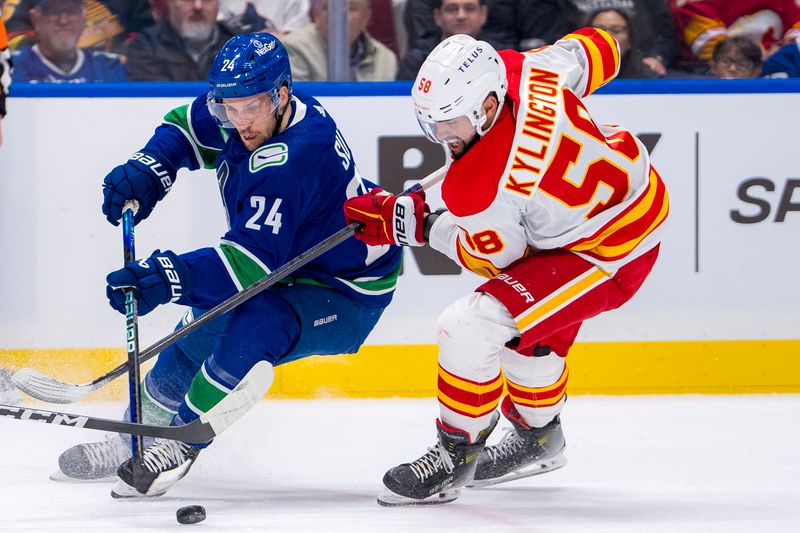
[344, 188, 429, 246]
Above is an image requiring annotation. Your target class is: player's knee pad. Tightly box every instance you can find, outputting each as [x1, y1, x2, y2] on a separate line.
[436, 292, 518, 377]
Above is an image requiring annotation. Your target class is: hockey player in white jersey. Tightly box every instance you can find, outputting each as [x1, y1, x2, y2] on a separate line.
[345, 29, 669, 505]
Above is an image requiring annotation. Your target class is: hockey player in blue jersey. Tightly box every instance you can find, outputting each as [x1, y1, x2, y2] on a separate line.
[55, 33, 402, 498]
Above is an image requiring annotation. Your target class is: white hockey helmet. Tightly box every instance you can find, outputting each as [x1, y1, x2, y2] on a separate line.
[412, 34, 508, 147]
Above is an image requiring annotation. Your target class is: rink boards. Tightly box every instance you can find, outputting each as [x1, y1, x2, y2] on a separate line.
[1, 80, 798, 398]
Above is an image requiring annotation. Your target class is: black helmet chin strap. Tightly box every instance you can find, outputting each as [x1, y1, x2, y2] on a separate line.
[268, 85, 291, 139]
[270, 102, 287, 138]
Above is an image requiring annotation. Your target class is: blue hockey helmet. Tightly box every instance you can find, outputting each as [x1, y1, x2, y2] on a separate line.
[207, 33, 292, 126]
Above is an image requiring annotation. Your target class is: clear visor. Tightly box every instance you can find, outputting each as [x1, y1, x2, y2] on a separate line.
[207, 91, 280, 129]
[417, 113, 481, 146]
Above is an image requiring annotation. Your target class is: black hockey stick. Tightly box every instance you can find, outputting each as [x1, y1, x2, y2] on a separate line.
[12, 168, 447, 404]
[0, 360, 274, 442]
[121, 203, 145, 468]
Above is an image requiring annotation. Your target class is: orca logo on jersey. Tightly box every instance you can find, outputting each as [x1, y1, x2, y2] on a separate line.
[130, 152, 173, 193]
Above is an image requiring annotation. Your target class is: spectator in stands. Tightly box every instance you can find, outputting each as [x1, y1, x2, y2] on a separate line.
[125, 0, 235, 81]
[670, 0, 800, 73]
[397, 0, 487, 80]
[588, 7, 660, 78]
[3, 0, 154, 54]
[282, 0, 397, 81]
[217, 0, 310, 36]
[708, 35, 762, 78]
[150, 0, 311, 35]
[403, 0, 579, 54]
[574, 0, 677, 76]
[0, 17, 11, 148]
[485, 0, 580, 50]
[762, 35, 800, 77]
[11, 0, 126, 82]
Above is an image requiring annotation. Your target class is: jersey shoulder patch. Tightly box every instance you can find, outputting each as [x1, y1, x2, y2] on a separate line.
[249, 142, 289, 173]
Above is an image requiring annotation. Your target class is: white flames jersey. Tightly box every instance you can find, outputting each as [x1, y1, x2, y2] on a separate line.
[427, 28, 669, 278]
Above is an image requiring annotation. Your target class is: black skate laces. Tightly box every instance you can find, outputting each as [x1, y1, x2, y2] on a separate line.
[486, 428, 524, 463]
[141, 439, 192, 473]
[409, 444, 455, 480]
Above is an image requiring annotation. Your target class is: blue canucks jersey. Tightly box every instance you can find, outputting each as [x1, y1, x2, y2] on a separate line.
[11, 45, 126, 82]
[139, 91, 401, 309]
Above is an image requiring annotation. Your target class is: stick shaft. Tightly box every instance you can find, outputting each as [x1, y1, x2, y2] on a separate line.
[122, 206, 144, 463]
[15, 167, 448, 399]
[91, 167, 446, 384]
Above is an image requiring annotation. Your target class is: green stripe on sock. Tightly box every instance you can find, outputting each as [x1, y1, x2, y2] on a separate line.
[141, 385, 177, 426]
[185, 371, 229, 414]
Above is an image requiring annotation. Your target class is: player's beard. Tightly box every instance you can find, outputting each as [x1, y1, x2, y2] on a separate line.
[446, 133, 480, 160]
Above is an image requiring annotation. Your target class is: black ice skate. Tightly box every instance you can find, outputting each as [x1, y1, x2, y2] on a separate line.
[469, 396, 567, 488]
[378, 412, 499, 506]
[52, 435, 131, 482]
[111, 438, 200, 498]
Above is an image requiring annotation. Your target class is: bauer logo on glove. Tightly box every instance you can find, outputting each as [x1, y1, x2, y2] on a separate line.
[344, 188, 430, 247]
[106, 250, 191, 316]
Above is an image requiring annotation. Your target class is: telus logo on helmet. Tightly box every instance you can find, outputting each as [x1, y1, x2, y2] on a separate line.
[457, 47, 484, 73]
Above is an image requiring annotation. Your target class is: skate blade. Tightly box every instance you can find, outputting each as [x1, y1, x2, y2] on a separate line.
[467, 453, 567, 489]
[110, 480, 167, 499]
[377, 486, 462, 507]
[49, 470, 116, 483]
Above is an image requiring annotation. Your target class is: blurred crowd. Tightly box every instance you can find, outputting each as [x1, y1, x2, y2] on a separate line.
[0, 0, 798, 84]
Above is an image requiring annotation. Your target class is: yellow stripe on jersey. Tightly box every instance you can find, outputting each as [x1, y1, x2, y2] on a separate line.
[515, 267, 609, 333]
[568, 168, 668, 260]
[563, 29, 619, 96]
[455, 236, 502, 279]
[593, 191, 668, 258]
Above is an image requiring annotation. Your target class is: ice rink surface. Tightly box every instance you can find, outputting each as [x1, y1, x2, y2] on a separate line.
[1, 395, 798, 532]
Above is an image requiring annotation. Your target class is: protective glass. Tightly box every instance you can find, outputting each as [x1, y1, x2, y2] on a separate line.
[206, 91, 279, 129]
[417, 114, 480, 145]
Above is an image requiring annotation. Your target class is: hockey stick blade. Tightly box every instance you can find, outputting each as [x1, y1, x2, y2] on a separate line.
[11, 368, 94, 404]
[0, 361, 273, 442]
[11, 167, 448, 404]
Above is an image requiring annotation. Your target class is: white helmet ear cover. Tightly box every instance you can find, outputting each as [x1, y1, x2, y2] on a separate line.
[412, 34, 508, 140]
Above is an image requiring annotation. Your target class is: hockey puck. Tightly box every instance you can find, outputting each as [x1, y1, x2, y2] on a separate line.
[176, 505, 206, 525]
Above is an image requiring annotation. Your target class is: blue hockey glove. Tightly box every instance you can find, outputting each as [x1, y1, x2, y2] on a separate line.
[106, 250, 191, 316]
[102, 152, 175, 226]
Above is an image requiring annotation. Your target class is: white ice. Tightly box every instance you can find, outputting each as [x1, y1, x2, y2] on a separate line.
[1, 395, 798, 532]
